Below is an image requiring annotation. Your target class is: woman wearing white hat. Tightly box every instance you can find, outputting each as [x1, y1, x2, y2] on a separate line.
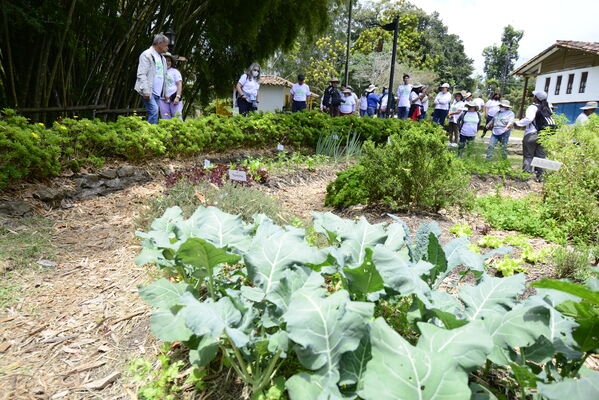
[339, 88, 357, 116]
[457, 101, 481, 155]
[365, 84, 380, 117]
[485, 100, 515, 160]
[432, 83, 451, 125]
[575, 101, 598, 125]
[515, 90, 554, 179]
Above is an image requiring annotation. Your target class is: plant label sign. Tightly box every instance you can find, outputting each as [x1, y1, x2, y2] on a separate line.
[332, 134, 339, 140]
[228, 170, 247, 182]
[203, 159, 211, 168]
[531, 157, 562, 171]
[277, 144, 284, 152]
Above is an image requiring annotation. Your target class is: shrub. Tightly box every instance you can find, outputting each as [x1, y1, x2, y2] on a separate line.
[551, 246, 594, 281]
[541, 116, 599, 244]
[324, 165, 369, 208]
[0, 109, 415, 189]
[326, 122, 471, 212]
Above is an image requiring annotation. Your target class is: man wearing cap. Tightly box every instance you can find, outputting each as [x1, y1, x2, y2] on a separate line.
[396, 74, 412, 119]
[323, 78, 343, 117]
[290, 74, 312, 112]
[485, 100, 514, 160]
[516, 90, 552, 179]
[575, 101, 598, 125]
[432, 83, 451, 125]
[365, 84, 379, 117]
[135, 34, 169, 124]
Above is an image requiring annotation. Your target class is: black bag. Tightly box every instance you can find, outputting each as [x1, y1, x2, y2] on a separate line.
[533, 104, 555, 132]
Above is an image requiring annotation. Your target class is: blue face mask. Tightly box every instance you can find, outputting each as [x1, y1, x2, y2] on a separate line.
[252, 70, 259, 77]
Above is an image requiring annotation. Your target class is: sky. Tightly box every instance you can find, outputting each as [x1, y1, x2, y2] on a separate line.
[381, 0, 599, 75]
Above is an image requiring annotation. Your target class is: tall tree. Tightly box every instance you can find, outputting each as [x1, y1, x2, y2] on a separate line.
[482, 25, 524, 95]
[0, 0, 342, 121]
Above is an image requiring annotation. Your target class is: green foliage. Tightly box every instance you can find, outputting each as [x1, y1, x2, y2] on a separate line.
[0, 109, 415, 189]
[324, 165, 369, 208]
[326, 122, 470, 212]
[492, 255, 527, 277]
[551, 246, 595, 281]
[449, 222, 473, 237]
[241, 153, 331, 174]
[138, 180, 287, 229]
[137, 207, 598, 398]
[476, 194, 568, 243]
[482, 25, 524, 97]
[541, 117, 599, 245]
[316, 130, 363, 160]
[128, 344, 205, 399]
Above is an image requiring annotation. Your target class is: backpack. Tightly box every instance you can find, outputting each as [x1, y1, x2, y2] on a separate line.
[324, 87, 342, 107]
[533, 103, 555, 132]
[457, 111, 480, 131]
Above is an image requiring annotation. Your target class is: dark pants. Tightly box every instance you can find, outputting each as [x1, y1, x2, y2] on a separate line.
[292, 100, 307, 112]
[359, 109, 367, 117]
[458, 134, 475, 156]
[419, 110, 427, 121]
[238, 97, 257, 116]
[397, 106, 409, 119]
[432, 109, 449, 125]
[482, 115, 494, 136]
[328, 105, 340, 117]
[447, 121, 459, 143]
[523, 132, 547, 179]
[367, 106, 377, 117]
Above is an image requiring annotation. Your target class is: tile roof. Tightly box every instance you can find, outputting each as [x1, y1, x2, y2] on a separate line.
[555, 40, 599, 55]
[260, 74, 294, 88]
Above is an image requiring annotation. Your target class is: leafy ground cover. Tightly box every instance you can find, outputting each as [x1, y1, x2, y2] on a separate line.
[136, 206, 599, 399]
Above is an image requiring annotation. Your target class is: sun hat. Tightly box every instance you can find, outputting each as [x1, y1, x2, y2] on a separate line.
[499, 99, 512, 108]
[366, 84, 378, 92]
[465, 101, 478, 108]
[412, 83, 424, 89]
[329, 77, 340, 83]
[580, 101, 598, 110]
[342, 88, 352, 94]
[440, 83, 450, 88]
[163, 52, 176, 61]
[463, 91, 472, 99]
[532, 90, 548, 101]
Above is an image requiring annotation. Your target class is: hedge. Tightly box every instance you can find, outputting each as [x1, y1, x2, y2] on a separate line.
[0, 109, 413, 189]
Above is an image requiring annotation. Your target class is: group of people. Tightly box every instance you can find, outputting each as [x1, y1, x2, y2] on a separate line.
[135, 34, 184, 123]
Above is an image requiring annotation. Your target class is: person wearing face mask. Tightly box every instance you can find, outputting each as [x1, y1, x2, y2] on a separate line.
[457, 101, 481, 156]
[485, 100, 514, 160]
[159, 53, 183, 120]
[236, 63, 261, 116]
[432, 83, 451, 125]
[482, 93, 501, 137]
[135, 34, 169, 124]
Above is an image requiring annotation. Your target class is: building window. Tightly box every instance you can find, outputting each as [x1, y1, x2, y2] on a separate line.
[579, 72, 588, 93]
[566, 74, 574, 94]
[544, 77, 551, 93]
[555, 75, 562, 95]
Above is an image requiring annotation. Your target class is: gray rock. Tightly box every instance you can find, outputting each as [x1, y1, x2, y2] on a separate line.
[99, 169, 118, 179]
[131, 170, 152, 182]
[77, 188, 102, 200]
[79, 174, 101, 189]
[0, 200, 33, 216]
[103, 178, 127, 190]
[117, 166, 135, 177]
[32, 185, 64, 202]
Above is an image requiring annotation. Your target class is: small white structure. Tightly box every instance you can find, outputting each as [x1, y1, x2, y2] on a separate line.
[233, 74, 293, 114]
[512, 41, 599, 122]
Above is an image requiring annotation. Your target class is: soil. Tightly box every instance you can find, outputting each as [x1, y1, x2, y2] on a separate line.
[0, 155, 592, 399]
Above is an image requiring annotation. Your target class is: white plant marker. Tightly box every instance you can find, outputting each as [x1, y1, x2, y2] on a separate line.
[531, 157, 562, 171]
[229, 170, 248, 182]
[204, 159, 211, 168]
[277, 144, 284, 152]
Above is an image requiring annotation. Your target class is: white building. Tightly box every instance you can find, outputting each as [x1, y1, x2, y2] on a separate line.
[512, 40, 599, 123]
[233, 74, 294, 114]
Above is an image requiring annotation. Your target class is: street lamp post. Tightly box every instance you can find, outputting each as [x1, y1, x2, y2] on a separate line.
[343, 0, 353, 87]
[165, 28, 176, 53]
[382, 16, 399, 118]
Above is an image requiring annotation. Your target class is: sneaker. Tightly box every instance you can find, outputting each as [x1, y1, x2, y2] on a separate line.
[449, 142, 458, 147]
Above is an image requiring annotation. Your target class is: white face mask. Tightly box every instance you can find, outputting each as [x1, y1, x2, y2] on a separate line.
[252, 70, 259, 77]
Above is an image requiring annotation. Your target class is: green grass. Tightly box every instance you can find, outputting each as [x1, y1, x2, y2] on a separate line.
[0, 217, 55, 308]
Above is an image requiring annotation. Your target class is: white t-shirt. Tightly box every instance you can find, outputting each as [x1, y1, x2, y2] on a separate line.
[460, 112, 480, 136]
[359, 96, 368, 110]
[450, 100, 464, 123]
[575, 112, 589, 125]
[381, 94, 389, 109]
[397, 84, 412, 107]
[422, 95, 429, 112]
[491, 109, 515, 135]
[485, 99, 501, 117]
[434, 92, 452, 110]
[165, 68, 182, 97]
[152, 49, 165, 97]
[290, 83, 311, 102]
[238, 74, 260, 97]
[409, 91, 422, 105]
[340, 95, 356, 114]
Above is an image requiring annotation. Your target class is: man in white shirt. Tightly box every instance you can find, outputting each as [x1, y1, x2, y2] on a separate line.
[396, 74, 412, 119]
[575, 101, 597, 125]
[290, 74, 311, 112]
[516, 90, 551, 179]
[482, 92, 501, 138]
[135, 34, 169, 124]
